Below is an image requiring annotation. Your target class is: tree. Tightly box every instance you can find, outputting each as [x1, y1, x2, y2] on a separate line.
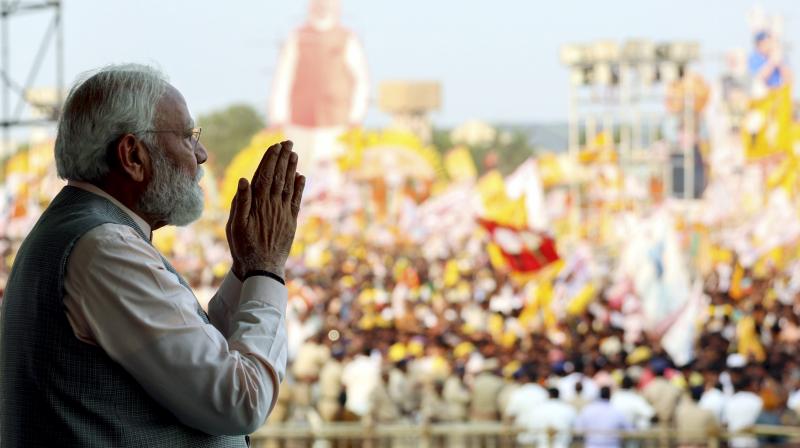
[431, 126, 535, 177]
[197, 104, 264, 176]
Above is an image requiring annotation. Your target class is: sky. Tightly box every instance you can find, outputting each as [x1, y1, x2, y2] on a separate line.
[4, 0, 800, 129]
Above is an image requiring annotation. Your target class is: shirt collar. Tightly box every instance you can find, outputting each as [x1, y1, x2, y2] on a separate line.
[67, 180, 152, 240]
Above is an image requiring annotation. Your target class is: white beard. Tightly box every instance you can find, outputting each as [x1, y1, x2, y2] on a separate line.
[138, 147, 204, 227]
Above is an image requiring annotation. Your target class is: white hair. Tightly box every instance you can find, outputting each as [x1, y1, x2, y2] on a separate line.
[54, 63, 169, 181]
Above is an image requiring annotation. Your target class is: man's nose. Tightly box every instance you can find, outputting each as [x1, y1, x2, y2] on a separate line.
[195, 141, 208, 165]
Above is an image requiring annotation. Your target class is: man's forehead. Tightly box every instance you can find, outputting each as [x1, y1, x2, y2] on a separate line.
[156, 85, 193, 127]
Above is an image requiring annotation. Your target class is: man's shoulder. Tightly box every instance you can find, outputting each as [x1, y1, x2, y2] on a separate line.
[676, 400, 698, 412]
[69, 222, 156, 271]
[517, 383, 543, 394]
[703, 388, 723, 398]
[75, 222, 146, 248]
[612, 390, 633, 399]
[684, 402, 717, 421]
[737, 392, 764, 406]
[699, 406, 717, 419]
[644, 378, 669, 391]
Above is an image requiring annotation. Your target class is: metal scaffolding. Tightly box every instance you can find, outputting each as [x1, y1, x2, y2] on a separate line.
[560, 40, 702, 206]
[0, 0, 63, 159]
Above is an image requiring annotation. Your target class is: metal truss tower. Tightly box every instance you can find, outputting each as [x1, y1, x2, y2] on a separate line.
[0, 0, 63, 159]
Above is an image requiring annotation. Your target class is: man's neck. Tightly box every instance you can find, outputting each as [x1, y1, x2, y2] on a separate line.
[67, 179, 157, 237]
[96, 173, 170, 231]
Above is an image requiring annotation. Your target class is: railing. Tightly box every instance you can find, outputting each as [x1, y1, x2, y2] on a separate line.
[250, 422, 800, 447]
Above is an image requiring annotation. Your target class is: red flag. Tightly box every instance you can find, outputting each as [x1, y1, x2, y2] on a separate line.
[478, 219, 559, 272]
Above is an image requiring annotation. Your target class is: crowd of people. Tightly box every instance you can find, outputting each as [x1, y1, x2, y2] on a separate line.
[258, 28, 800, 438]
[260, 210, 800, 447]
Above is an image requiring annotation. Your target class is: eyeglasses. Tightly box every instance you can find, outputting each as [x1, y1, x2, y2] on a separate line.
[136, 127, 202, 151]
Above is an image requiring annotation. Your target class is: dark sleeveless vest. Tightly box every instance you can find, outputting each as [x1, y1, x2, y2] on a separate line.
[1, 186, 248, 447]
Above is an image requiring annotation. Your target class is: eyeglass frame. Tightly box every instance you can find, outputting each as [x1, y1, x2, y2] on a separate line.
[134, 127, 202, 151]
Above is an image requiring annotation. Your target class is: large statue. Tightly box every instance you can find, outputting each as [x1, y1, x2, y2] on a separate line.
[269, 0, 369, 176]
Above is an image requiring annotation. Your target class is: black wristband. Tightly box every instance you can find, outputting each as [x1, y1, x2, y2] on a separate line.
[244, 269, 285, 285]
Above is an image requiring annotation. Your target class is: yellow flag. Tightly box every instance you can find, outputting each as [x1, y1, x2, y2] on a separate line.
[478, 170, 506, 203]
[710, 246, 733, 264]
[737, 316, 766, 362]
[729, 263, 745, 300]
[500, 331, 517, 348]
[743, 84, 794, 160]
[487, 242, 508, 270]
[518, 302, 538, 327]
[477, 170, 527, 227]
[444, 259, 460, 287]
[766, 154, 799, 196]
[566, 283, 597, 316]
[488, 313, 504, 337]
[444, 146, 477, 181]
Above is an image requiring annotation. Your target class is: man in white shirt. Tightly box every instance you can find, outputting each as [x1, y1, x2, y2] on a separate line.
[557, 361, 600, 403]
[1, 64, 305, 447]
[610, 376, 656, 430]
[697, 365, 727, 422]
[341, 348, 381, 417]
[503, 370, 548, 423]
[788, 387, 800, 415]
[517, 387, 577, 448]
[723, 378, 764, 448]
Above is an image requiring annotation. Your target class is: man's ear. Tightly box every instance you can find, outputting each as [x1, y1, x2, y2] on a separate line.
[114, 134, 149, 182]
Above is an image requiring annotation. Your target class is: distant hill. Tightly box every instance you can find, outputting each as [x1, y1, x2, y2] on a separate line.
[495, 122, 569, 153]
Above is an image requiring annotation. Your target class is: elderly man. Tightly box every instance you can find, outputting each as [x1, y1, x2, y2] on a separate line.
[0, 64, 305, 447]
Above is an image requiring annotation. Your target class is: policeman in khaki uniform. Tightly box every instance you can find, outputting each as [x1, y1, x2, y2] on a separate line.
[366, 368, 401, 424]
[317, 349, 345, 422]
[443, 368, 471, 422]
[469, 359, 505, 421]
[675, 388, 720, 447]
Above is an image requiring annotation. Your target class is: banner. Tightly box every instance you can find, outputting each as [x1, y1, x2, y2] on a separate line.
[478, 219, 559, 273]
